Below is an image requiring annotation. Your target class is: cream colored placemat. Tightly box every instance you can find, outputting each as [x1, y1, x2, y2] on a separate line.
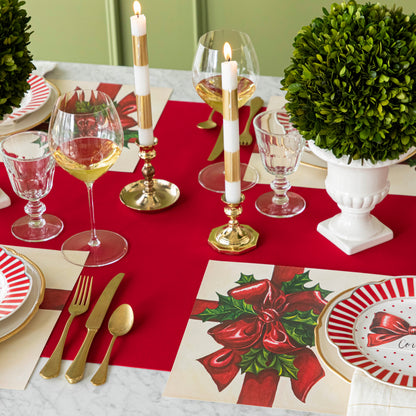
[248, 96, 416, 196]
[50, 79, 173, 173]
[0, 245, 87, 390]
[164, 260, 391, 415]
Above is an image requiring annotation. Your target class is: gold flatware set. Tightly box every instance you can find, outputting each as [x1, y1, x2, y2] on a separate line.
[40, 272, 134, 386]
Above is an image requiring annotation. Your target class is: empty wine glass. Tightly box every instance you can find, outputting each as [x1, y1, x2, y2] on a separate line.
[0, 131, 63, 242]
[48, 89, 128, 267]
[253, 110, 306, 218]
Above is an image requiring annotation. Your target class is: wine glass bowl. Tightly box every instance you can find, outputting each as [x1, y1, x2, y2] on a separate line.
[192, 29, 260, 193]
[253, 110, 306, 218]
[48, 89, 128, 267]
[0, 131, 63, 242]
[192, 29, 259, 112]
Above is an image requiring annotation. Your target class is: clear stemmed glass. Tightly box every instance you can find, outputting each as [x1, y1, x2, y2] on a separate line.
[192, 29, 260, 192]
[253, 110, 306, 218]
[48, 89, 128, 267]
[0, 131, 63, 242]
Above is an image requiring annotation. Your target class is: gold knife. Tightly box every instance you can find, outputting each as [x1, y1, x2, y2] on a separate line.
[207, 125, 224, 161]
[65, 273, 124, 384]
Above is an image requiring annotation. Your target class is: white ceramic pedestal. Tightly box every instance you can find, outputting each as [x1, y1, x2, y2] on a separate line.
[308, 142, 414, 255]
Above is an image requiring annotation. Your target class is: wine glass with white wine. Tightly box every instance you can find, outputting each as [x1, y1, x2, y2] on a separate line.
[192, 29, 260, 192]
[48, 89, 128, 267]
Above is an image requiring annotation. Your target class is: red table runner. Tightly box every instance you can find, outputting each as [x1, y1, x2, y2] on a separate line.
[0, 100, 415, 371]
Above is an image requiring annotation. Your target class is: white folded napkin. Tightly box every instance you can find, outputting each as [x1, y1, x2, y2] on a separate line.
[32, 60, 57, 77]
[347, 370, 416, 416]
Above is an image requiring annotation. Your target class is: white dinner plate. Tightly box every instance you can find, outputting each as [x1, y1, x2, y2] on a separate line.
[0, 80, 59, 138]
[0, 247, 45, 343]
[0, 246, 32, 321]
[6, 75, 50, 122]
[326, 276, 416, 389]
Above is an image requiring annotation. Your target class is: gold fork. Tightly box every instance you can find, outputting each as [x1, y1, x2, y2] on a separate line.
[40, 275, 93, 379]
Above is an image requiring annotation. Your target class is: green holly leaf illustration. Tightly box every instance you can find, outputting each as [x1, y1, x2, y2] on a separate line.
[281, 309, 319, 346]
[123, 130, 138, 147]
[196, 293, 257, 322]
[281, 270, 332, 299]
[239, 348, 298, 379]
[235, 273, 257, 285]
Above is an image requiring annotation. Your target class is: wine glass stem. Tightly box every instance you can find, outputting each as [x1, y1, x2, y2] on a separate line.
[24, 200, 46, 228]
[271, 176, 291, 205]
[86, 183, 100, 248]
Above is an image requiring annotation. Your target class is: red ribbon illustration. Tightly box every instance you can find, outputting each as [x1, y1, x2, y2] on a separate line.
[96, 83, 137, 130]
[367, 312, 416, 347]
[195, 278, 327, 404]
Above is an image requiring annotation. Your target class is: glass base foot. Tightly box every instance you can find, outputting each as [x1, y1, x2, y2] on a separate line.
[198, 162, 258, 193]
[12, 214, 63, 242]
[62, 230, 128, 267]
[255, 191, 306, 218]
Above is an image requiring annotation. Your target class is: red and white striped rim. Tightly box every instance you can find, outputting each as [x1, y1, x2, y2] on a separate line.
[327, 276, 416, 389]
[0, 246, 32, 321]
[7, 75, 50, 121]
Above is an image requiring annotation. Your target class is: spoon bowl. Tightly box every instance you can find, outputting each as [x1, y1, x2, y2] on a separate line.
[197, 109, 217, 129]
[109, 304, 134, 336]
[91, 304, 134, 385]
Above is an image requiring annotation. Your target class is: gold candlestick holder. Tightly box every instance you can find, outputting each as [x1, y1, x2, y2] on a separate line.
[208, 194, 259, 254]
[120, 138, 180, 211]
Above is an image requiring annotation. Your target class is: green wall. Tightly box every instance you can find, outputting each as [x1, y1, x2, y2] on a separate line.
[23, 0, 416, 77]
[24, 0, 110, 65]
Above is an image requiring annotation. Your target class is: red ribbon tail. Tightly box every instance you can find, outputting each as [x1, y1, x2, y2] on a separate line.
[237, 370, 280, 407]
[197, 348, 241, 392]
[96, 83, 122, 100]
[367, 333, 401, 347]
[291, 349, 325, 402]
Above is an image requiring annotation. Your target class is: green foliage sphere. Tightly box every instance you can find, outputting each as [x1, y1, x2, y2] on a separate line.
[281, 1, 416, 163]
[0, 0, 35, 117]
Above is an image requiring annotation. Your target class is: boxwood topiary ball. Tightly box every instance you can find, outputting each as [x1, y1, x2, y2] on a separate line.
[281, 0, 416, 163]
[0, 0, 35, 118]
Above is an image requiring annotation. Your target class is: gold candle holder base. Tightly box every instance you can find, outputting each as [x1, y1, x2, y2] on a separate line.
[120, 139, 180, 211]
[208, 194, 259, 254]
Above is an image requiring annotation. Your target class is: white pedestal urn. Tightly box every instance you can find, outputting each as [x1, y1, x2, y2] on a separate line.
[308, 141, 414, 255]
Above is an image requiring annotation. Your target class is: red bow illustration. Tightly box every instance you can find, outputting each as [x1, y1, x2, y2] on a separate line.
[197, 279, 326, 403]
[367, 312, 416, 347]
[95, 83, 137, 130]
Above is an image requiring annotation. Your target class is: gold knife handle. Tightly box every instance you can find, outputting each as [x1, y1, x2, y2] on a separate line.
[65, 328, 97, 384]
[246, 97, 264, 131]
[40, 315, 75, 379]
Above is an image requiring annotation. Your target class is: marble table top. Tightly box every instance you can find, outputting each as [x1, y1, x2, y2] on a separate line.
[0, 61, 337, 416]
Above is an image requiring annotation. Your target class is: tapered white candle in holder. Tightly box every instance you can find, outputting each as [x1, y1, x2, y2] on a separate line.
[120, 1, 180, 211]
[130, 1, 154, 146]
[222, 42, 241, 204]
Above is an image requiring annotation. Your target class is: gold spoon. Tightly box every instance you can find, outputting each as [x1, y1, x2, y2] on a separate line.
[197, 109, 217, 129]
[90, 304, 134, 386]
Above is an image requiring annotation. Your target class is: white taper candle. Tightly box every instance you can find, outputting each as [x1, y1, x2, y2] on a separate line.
[131, 1, 154, 146]
[222, 42, 241, 204]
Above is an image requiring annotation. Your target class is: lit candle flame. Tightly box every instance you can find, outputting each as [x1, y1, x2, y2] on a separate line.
[223, 42, 232, 61]
[133, 1, 141, 15]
